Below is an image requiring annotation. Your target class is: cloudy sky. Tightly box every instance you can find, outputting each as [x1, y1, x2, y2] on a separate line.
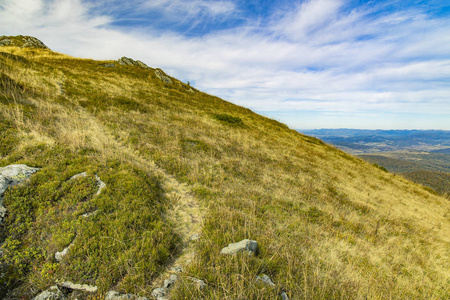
[1, 0, 449, 129]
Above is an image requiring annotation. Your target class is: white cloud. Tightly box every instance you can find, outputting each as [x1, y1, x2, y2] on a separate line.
[0, 0, 449, 129]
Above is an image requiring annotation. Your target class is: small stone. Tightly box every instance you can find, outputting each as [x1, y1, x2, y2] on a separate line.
[189, 233, 200, 241]
[281, 291, 289, 300]
[101, 63, 116, 68]
[56, 281, 98, 295]
[82, 210, 99, 218]
[163, 274, 178, 289]
[55, 243, 73, 262]
[190, 277, 207, 290]
[256, 274, 275, 286]
[151, 287, 167, 300]
[220, 239, 258, 256]
[170, 265, 183, 273]
[95, 175, 106, 195]
[69, 172, 87, 180]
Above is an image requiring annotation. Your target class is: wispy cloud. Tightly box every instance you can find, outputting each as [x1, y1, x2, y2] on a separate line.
[1, 0, 449, 129]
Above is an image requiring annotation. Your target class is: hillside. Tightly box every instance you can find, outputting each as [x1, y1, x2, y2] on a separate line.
[0, 36, 449, 299]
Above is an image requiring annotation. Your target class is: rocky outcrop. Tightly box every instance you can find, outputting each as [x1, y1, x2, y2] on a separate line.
[56, 281, 98, 295]
[0, 164, 40, 223]
[32, 287, 64, 300]
[154, 69, 172, 84]
[118, 57, 150, 69]
[220, 239, 258, 256]
[0, 35, 49, 49]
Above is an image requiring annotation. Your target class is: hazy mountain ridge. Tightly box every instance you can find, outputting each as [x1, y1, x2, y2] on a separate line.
[0, 37, 449, 299]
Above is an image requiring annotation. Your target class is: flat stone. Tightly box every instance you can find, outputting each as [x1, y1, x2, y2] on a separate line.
[55, 243, 74, 262]
[56, 281, 98, 294]
[220, 239, 258, 256]
[69, 172, 87, 181]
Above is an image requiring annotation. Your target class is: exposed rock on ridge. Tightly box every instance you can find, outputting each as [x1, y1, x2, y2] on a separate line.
[0, 35, 49, 49]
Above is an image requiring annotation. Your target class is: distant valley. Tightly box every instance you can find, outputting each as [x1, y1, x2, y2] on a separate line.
[299, 129, 450, 194]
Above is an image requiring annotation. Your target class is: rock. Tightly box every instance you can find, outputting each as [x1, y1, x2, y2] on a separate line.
[95, 174, 106, 195]
[256, 274, 275, 286]
[0, 36, 49, 49]
[189, 233, 200, 241]
[69, 172, 105, 195]
[32, 288, 64, 300]
[105, 290, 149, 300]
[281, 291, 289, 300]
[163, 274, 178, 289]
[56, 281, 98, 295]
[0, 164, 40, 223]
[170, 265, 183, 273]
[190, 277, 207, 290]
[101, 63, 116, 68]
[55, 243, 74, 262]
[69, 172, 87, 180]
[151, 287, 167, 300]
[82, 210, 99, 218]
[118, 57, 149, 69]
[220, 239, 258, 256]
[154, 70, 172, 84]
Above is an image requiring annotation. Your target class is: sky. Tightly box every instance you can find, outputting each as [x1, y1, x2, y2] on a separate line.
[1, 0, 449, 130]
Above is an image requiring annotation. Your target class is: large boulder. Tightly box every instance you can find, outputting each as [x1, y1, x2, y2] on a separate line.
[220, 239, 258, 256]
[0, 164, 40, 223]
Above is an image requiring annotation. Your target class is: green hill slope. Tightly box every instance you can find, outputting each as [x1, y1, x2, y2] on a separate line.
[0, 37, 449, 299]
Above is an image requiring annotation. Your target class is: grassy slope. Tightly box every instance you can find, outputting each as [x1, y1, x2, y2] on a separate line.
[0, 44, 449, 299]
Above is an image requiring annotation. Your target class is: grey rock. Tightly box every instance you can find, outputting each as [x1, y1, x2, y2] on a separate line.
[82, 210, 99, 218]
[105, 290, 149, 300]
[189, 233, 200, 241]
[95, 174, 106, 195]
[69, 172, 87, 180]
[281, 291, 289, 300]
[0, 164, 40, 223]
[190, 277, 207, 290]
[22, 37, 49, 49]
[220, 239, 258, 256]
[0, 36, 48, 49]
[56, 281, 98, 295]
[163, 274, 178, 289]
[154, 70, 172, 84]
[256, 274, 275, 286]
[32, 289, 64, 300]
[0, 38, 12, 47]
[151, 287, 167, 300]
[118, 57, 149, 69]
[55, 243, 74, 262]
[101, 63, 116, 68]
[170, 265, 183, 273]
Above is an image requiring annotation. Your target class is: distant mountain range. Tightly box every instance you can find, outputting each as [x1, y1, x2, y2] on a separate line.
[299, 129, 450, 194]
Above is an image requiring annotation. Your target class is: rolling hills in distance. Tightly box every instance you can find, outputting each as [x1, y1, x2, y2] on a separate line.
[300, 129, 450, 195]
[0, 36, 449, 299]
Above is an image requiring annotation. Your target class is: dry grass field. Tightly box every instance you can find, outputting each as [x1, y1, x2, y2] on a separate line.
[1, 37, 449, 299]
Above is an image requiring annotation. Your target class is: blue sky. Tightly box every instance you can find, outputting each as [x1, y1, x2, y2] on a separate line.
[1, 0, 449, 129]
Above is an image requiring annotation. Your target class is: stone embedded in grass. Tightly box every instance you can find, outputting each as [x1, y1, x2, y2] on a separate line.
[220, 239, 258, 256]
[105, 290, 149, 300]
[190, 277, 207, 290]
[69, 172, 106, 195]
[56, 281, 98, 295]
[256, 274, 275, 286]
[32, 288, 64, 300]
[151, 287, 168, 300]
[55, 243, 74, 262]
[0, 164, 40, 223]
[163, 274, 178, 289]
[281, 291, 289, 300]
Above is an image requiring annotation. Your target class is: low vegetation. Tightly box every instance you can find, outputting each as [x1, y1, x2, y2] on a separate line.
[0, 38, 449, 299]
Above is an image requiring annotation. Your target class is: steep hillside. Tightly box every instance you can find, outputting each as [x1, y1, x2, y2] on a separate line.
[0, 37, 449, 299]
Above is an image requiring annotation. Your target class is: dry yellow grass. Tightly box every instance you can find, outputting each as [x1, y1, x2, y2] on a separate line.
[0, 41, 449, 299]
